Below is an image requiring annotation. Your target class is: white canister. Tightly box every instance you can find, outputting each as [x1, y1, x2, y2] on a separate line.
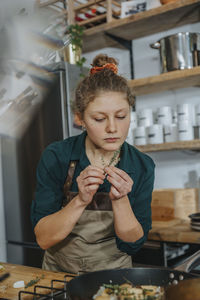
[133, 126, 147, 146]
[195, 104, 200, 126]
[157, 106, 173, 126]
[147, 124, 164, 144]
[177, 103, 195, 125]
[178, 120, 194, 141]
[126, 128, 134, 145]
[130, 111, 137, 128]
[164, 124, 178, 143]
[138, 108, 154, 127]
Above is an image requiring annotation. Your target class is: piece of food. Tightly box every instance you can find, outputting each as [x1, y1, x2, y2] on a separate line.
[0, 264, 5, 272]
[25, 274, 45, 288]
[93, 283, 164, 300]
[13, 281, 25, 288]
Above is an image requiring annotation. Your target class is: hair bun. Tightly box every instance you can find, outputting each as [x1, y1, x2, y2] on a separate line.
[92, 54, 118, 67]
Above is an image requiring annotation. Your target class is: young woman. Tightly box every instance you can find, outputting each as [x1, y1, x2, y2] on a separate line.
[31, 54, 155, 274]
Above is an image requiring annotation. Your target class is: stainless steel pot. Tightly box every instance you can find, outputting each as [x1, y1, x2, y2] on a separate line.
[150, 32, 200, 73]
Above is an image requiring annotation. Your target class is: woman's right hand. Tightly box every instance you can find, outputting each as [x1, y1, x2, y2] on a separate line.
[76, 165, 105, 205]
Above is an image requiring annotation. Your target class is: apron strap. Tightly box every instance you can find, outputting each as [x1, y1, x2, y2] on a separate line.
[63, 161, 77, 204]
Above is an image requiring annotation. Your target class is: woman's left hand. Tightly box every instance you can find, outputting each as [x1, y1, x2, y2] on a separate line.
[104, 166, 133, 201]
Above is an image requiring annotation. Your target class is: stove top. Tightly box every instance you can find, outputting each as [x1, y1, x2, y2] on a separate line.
[18, 276, 72, 300]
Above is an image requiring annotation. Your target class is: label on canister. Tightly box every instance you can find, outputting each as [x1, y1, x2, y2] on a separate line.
[147, 124, 164, 144]
[164, 124, 178, 142]
[157, 106, 173, 126]
[178, 120, 194, 141]
[177, 103, 195, 125]
[138, 108, 154, 127]
[133, 126, 147, 145]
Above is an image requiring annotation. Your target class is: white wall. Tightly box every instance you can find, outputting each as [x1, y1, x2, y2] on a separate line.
[83, 22, 200, 201]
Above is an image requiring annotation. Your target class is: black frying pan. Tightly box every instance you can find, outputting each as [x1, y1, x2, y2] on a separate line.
[66, 267, 199, 300]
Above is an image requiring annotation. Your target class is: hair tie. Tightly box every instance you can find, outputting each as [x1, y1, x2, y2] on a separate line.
[90, 63, 118, 75]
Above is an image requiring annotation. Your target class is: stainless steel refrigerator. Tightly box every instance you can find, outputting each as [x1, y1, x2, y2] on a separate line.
[0, 61, 88, 267]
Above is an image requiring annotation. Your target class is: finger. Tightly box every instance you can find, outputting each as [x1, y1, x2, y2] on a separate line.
[84, 177, 104, 186]
[86, 165, 104, 173]
[106, 175, 123, 191]
[107, 174, 133, 194]
[86, 184, 100, 193]
[77, 176, 104, 190]
[109, 186, 121, 199]
[105, 166, 132, 183]
[80, 170, 105, 181]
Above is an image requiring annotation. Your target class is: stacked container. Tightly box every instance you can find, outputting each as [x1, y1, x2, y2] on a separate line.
[128, 103, 199, 146]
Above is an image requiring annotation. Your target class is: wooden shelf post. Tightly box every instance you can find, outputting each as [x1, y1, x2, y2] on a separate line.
[68, 0, 75, 24]
[106, 0, 113, 23]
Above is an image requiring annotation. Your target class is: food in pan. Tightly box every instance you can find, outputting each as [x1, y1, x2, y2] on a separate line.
[93, 283, 164, 300]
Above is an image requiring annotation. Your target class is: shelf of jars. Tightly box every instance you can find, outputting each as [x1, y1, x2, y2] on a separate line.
[128, 66, 200, 96]
[82, 0, 200, 53]
[136, 139, 200, 152]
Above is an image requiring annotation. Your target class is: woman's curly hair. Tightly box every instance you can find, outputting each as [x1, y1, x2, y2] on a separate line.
[72, 54, 135, 117]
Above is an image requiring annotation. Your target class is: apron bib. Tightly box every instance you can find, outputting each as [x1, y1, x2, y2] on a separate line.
[42, 161, 132, 274]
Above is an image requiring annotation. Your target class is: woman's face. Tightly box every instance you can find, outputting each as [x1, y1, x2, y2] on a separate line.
[82, 91, 131, 152]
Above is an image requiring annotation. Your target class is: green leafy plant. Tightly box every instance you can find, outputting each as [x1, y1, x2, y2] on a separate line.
[68, 24, 86, 71]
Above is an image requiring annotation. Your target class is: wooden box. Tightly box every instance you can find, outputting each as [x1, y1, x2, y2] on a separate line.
[151, 188, 199, 221]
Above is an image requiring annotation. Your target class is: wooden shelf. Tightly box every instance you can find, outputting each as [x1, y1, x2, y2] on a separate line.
[82, 0, 200, 53]
[128, 66, 200, 96]
[136, 139, 200, 152]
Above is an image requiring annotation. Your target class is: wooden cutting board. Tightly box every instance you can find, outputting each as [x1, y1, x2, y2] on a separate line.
[0, 262, 74, 300]
[152, 218, 181, 228]
[151, 188, 198, 221]
[149, 219, 200, 244]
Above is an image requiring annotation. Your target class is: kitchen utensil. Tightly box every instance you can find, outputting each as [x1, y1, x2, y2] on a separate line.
[165, 278, 200, 300]
[191, 224, 200, 231]
[188, 213, 200, 231]
[150, 32, 200, 73]
[0, 272, 10, 282]
[189, 212, 200, 222]
[66, 251, 200, 300]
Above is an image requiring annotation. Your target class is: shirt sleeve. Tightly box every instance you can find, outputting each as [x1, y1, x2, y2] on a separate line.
[116, 160, 155, 255]
[31, 145, 66, 229]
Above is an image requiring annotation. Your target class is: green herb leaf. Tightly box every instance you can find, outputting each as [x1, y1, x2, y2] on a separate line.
[25, 274, 45, 288]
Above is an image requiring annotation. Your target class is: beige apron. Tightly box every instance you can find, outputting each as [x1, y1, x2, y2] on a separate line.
[42, 161, 132, 274]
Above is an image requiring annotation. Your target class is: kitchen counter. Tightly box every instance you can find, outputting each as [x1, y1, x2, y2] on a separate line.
[148, 219, 200, 244]
[1, 221, 199, 299]
[0, 262, 74, 299]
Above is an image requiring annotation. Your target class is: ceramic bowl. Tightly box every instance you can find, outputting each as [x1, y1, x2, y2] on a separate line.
[188, 213, 200, 222]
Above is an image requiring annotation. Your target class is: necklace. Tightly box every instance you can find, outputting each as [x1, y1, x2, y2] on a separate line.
[100, 147, 121, 168]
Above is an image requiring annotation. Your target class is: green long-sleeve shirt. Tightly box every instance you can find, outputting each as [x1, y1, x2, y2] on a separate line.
[31, 131, 155, 255]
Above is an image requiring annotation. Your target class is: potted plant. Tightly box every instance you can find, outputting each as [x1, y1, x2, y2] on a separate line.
[65, 24, 86, 70]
